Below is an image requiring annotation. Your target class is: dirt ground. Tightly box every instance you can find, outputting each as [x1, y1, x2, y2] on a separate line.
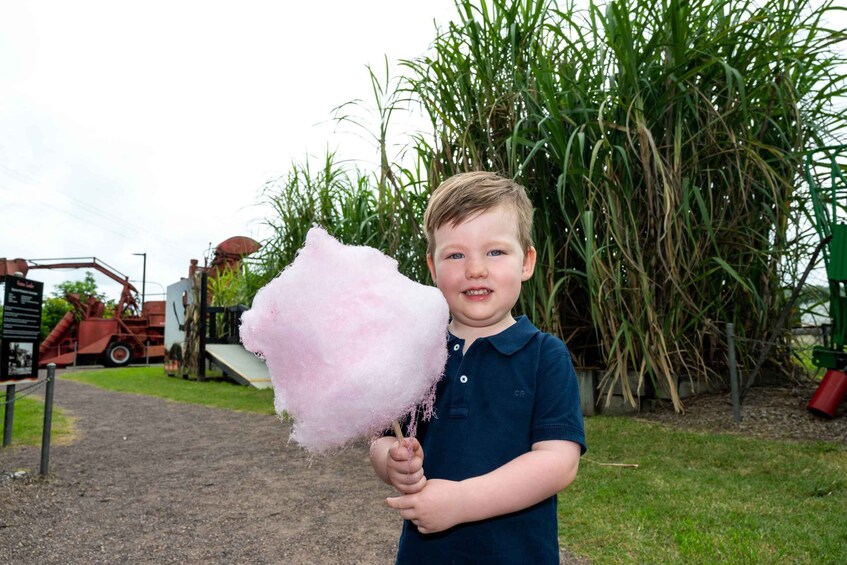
[0, 371, 593, 565]
[637, 382, 847, 444]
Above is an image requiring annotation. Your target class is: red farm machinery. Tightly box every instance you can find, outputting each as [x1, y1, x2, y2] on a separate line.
[0, 257, 165, 368]
[1, 236, 260, 371]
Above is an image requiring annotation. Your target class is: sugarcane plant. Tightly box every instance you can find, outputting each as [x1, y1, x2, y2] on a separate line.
[401, 0, 847, 409]
[252, 0, 846, 410]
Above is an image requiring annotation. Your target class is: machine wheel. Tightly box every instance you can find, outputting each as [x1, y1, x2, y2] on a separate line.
[105, 342, 133, 367]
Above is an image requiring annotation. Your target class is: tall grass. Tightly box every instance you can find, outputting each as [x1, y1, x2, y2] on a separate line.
[251, 0, 846, 408]
[253, 151, 431, 290]
[400, 0, 847, 408]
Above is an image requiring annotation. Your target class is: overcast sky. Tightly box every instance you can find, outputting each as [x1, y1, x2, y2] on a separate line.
[1, 1, 845, 305]
[0, 0, 456, 302]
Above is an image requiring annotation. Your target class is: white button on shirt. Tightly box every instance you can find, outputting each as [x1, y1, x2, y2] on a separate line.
[459, 375, 468, 383]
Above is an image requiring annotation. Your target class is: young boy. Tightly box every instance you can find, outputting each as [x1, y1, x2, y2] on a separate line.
[369, 171, 587, 563]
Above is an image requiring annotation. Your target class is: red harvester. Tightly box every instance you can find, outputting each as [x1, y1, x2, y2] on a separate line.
[0, 257, 164, 367]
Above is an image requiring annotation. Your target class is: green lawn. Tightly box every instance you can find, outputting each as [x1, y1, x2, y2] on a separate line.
[10, 367, 846, 563]
[561, 417, 847, 564]
[64, 366, 276, 414]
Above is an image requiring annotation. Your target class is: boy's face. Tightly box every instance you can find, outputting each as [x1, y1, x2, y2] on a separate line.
[426, 204, 536, 338]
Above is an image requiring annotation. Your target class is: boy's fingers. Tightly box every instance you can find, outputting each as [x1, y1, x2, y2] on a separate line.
[398, 437, 419, 451]
[403, 437, 418, 448]
[387, 498, 419, 524]
[396, 475, 426, 494]
[389, 441, 420, 462]
[385, 495, 407, 509]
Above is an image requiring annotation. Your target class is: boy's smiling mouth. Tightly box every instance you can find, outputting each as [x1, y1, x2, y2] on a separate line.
[464, 288, 491, 296]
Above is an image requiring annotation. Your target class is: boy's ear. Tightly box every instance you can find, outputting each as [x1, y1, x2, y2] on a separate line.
[521, 246, 537, 282]
[426, 253, 437, 284]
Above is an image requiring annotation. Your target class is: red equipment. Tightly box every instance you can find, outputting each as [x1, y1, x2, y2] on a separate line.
[0, 257, 165, 368]
[807, 369, 847, 418]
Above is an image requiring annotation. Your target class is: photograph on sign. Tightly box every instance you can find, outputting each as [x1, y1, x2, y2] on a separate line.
[1, 339, 39, 383]
[7, 341, 34, 375]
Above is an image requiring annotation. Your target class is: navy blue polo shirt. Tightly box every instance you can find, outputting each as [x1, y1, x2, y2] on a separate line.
[396, 316, 587, 564]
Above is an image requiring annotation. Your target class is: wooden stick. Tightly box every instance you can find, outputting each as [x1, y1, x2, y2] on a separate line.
[584, 457, 639, 468]
[392, 420, 404, 443]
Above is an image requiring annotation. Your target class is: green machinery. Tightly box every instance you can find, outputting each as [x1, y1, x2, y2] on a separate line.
[806, 145, 847, 371]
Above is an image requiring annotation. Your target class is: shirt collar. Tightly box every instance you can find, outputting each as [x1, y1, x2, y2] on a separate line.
[448, 316, 539, 356]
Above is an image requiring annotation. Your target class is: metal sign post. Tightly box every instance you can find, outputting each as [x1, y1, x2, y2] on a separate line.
[2, 384, 14, 447]
[40, 364, 57, 475]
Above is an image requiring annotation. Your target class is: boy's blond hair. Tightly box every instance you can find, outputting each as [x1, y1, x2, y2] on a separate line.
[423, 171, 534, 255]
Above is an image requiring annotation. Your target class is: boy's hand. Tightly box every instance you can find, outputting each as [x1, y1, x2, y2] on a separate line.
[385, 479, 465, 534]
[385, 437, 426, 494]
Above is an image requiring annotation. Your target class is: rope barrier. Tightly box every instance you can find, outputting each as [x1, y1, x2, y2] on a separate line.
[1, 375, 53, 406]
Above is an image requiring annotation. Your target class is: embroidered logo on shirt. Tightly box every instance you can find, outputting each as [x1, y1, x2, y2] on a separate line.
[513, 389, 527, 398]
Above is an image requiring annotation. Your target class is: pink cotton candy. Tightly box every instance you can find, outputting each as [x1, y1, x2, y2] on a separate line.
[240, 226, 449, 452]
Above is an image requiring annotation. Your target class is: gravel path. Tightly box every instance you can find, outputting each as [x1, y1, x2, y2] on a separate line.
[0, 374, 587, 564]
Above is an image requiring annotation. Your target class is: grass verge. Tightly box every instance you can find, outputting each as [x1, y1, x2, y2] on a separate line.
[64, 366, 276, 415]
[561, 416, 847, 564]
[0, 389, 75, 448]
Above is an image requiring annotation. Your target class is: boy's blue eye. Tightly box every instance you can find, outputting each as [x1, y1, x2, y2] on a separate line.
[447, 252, 464, 260]
[488, 250, 504, 256]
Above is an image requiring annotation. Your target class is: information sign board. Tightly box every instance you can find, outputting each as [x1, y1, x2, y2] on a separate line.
[1, 275, 43, 384]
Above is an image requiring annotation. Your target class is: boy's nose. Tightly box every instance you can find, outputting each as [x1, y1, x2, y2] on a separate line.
[466, 258, 488, 279]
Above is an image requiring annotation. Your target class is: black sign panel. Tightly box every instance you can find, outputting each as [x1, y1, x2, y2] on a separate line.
[1, 275, 43, 384]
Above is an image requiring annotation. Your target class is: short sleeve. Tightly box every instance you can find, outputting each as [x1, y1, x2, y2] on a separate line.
[531, 335, 587, 454]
